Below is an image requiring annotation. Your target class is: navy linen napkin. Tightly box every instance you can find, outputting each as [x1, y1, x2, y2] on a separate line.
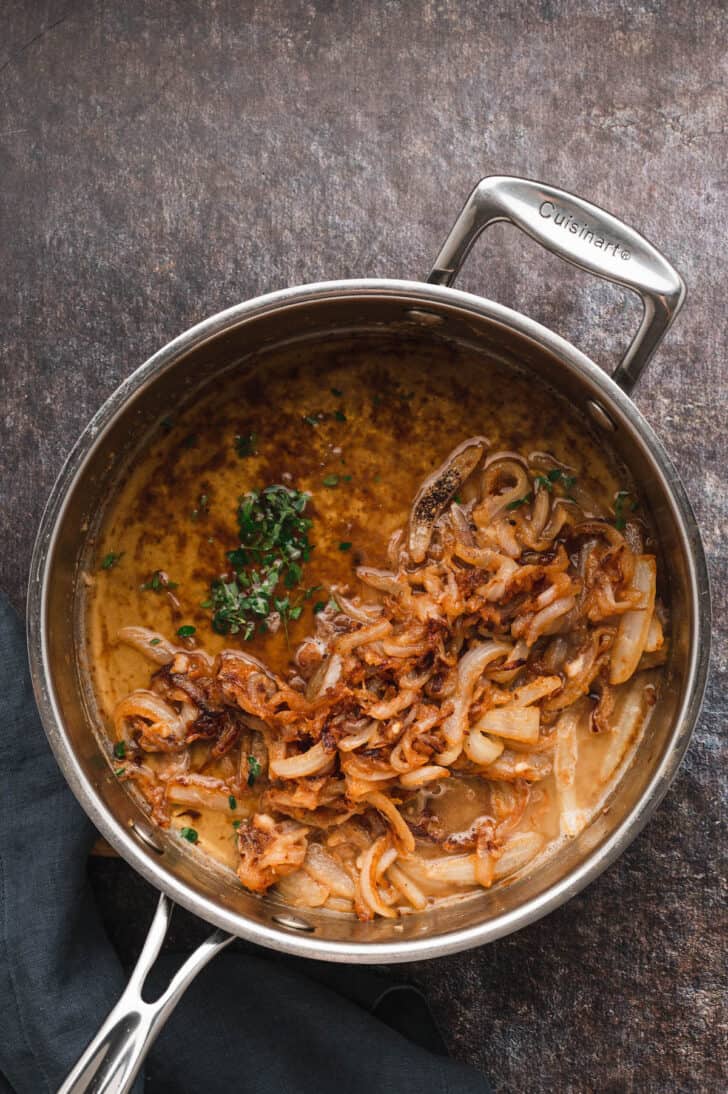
[0, 593, 490, 1094]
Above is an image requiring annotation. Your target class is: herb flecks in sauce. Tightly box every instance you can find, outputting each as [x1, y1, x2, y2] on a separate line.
[234, 433, 257, 458]
[614, 490, 639, 531]
[141, 570, 179, 592]
[100, 552, 123, 570]
[179, 826, 199, 843]
[247, 755, 261, 787]
[209, 486, 316, 639]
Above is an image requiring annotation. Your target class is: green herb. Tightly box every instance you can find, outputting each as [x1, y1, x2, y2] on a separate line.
[141, 570, 179, 592]
[234, 432, 257, 458]
[536, 468, 577, 491]
[177, 624, 196, 638]
[338, 541, 352, 552]
[114, 767, 126, 777]
[228, 794, 237, 810]
[100, 552, 123, 570]
[247, 755, 261, 787]
[232, 819, 242, 829]
[208, 485, 315, 638]
[331, 387, 343, 397]
[149, 638, 162, 647]
[303, 414, 320, 427]
[334, 409, 347, 422]
[179, 826, 199, 843]
[313, 600, 326, 613]
[181, 433, 198, 449]
[505, 493, 533, 511]
[322, 474, 339, 488]
[614, 490, 639, 531]
[341, 474, 352, 483]
[113, 740, 126, 759]
[453, 494, 463, 505]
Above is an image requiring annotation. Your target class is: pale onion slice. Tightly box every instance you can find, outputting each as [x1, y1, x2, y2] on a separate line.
[398, 765, 450, 789]
[599, 676, 654, 782]
[436, 640, 512, 764]
[365, 790, 415, 855]
[118, 626, 178, 664]
[464, 729, 505, 766]
[335, 619, 392, 653]
[359, 836, 398, 919]
[269, 740, 333, 779]
[609, 556, 657, 684]
[553, 706, 588, 837]
[509, 675, 562, 707]
[644, 613, 664, 653]
[275, 868, 329, 908]
[387, 864, 428, 911]
[304, 843, 356, 899]
[492, 831, 544, 879]
[473, 706, 540, 745]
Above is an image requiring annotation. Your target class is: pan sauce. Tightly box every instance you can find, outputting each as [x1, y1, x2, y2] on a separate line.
[85, 337, 663, 913]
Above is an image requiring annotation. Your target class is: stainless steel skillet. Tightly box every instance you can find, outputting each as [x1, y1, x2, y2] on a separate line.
[27, 176, 711, 1092]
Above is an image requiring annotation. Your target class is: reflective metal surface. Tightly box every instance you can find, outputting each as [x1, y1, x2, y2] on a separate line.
[28, 177, 710, 1092]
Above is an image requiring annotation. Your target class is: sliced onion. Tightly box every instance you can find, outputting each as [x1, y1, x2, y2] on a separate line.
[335, 619, 392, 653]
[117, 626, 179, 664]
[492, 832, 544, 879]
[398, 765, 450, 789]
[464, 729, 505, 766]
[609, 556, 657, 685]
[365, 790, 415, 855]
[436, 641, 512, 764]
[473, 706, 540, 745]
[270, 741, 333, 779]
[408, 437, 488, 563]
[275, 868, 330, 908]
[304, 843, 356, 898]
[387, 863, 428, 911]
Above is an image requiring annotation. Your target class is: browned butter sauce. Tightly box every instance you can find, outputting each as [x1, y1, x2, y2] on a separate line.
[85, 337, 650, 882]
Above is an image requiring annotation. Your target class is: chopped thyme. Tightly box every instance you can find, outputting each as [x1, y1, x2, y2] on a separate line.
[208, 485, 315, 638]
[303, 414, 321, 427]
[322, 474, 339, 487]
[338, 541, 352, 551]
[614, 490, 639, 531]
[141, 570, 179, 592]
[100, 552, 123, 570]
[247, 755, 261, 787]
[341, 474, 352, 483]
[334, 409, 347, 422]
[113, 740, 126, 759]
[234, 432, 257, 458]
[228, 794, 237, 810]
[232, 819, 242, 829]
[177, 624, 196, 638]
[313, 600, 326, 613]
[149, 638, 162, 646]
[179, 826, 199, 843]
[114, 767, 126, 777]
[506, 493, 533, 510]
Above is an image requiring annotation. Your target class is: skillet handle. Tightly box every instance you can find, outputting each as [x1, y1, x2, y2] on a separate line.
[58, 893, 233, 1094]
[428, 175, 685, 394]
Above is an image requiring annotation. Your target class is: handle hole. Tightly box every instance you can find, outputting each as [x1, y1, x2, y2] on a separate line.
[272, 912, 315, 933]
[129, 820, 165, 855]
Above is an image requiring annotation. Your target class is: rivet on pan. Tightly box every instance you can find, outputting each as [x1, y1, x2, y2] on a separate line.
[404, 308, 445, 327]
[272, 912, 315, 933]
[129, 820, 165, 855]
[586, 399, 618, 432]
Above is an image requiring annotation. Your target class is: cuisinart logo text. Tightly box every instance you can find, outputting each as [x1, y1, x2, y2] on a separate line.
[539, 200, 631, 260]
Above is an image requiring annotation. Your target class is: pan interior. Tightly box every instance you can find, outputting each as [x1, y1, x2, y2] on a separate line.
[39, 289, 697, 956]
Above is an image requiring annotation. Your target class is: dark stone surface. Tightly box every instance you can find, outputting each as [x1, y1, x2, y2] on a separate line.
[2, 2, 726, 1090]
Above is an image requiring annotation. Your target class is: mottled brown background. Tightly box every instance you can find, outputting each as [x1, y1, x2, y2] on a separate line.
[1, 2, 726, 1091]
